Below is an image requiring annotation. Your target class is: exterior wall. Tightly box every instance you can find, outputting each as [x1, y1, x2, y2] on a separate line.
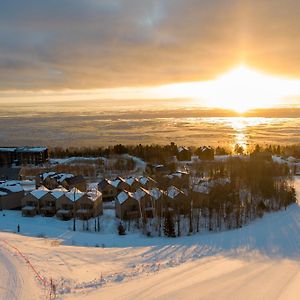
[39, 193, 57, 216]
[117, 197, 140, 220]
[0, 191, 24, 210]
[75, 194, 102, 220]
[100, 184, 117, 202]
[0, 148, 48, 167]
[139, 194, 154, 218]
[21, 193, 39, 216]
[21, 193, 39, 208]
[56, 195, 74, 220]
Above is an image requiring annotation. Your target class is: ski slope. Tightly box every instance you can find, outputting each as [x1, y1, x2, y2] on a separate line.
[0, 244, 41, 300]
[0, 177, 299, 299]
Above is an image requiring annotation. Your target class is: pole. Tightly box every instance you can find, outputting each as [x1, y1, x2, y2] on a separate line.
[73, 189, 76, 231]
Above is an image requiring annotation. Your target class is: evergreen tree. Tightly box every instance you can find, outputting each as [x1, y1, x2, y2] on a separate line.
[163, 213, 176, 237]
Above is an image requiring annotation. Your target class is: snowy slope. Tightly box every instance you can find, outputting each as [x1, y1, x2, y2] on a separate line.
[0, 177, 299, 299]
[0, 245, 41, 300]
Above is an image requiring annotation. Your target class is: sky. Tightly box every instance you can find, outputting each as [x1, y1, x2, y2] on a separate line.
[1, 0, 300, 109]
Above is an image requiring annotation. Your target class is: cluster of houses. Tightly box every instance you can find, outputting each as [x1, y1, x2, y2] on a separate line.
[21, 186, 102, 220]
[0, 168, 232, 224]
[97, 172, 220, 221]
[0, 172, 102, 221]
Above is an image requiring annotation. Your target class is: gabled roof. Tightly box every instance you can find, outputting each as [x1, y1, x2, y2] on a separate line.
[138, 176, 157, 186]
[87, 189, 102, 202]
[133, 187, 151, 201]
[65, 188, 84, 202]
[150, 188, 163, 200]
[167, 186, 184, 199]
[116, 190, 136, 205]
[30, 189, 49, 199]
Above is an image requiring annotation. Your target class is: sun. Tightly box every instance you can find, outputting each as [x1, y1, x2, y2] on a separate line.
[153, 64, 300, 113]
[200, 65, 283, 113]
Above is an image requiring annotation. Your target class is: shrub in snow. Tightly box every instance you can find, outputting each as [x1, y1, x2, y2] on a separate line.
[118, 222, 126, 235]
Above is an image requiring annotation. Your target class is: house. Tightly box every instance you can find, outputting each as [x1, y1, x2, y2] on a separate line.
[75, 188, 102, 220]
[177, 146, 192, 161]
[166, 171, 190, 189]
[110, 177, 128, 192]
[0, 147, 48, 167]
[149, 188, 165, 217]
[39, 192, 58, 217]
[21, 187, 49, 217]
[146, 164, 169, 176]
[196, 146, 214, 160]
[133, 188, 154, 219]
[37, 172, 87, 191]
[115, 190, 140, 220]
[39, 187, 67, 217]
[56, 191, 77, 220]
[98, 179, 118, 202]
[138, 176, 158, 189]
[166, 186, 190, 215]
[0, 181, 24, 210]
[61, 175, 86, 192]
[124, 177, 142, 192]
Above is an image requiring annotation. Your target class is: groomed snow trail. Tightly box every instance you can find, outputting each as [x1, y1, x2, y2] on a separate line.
[0, 244, 41, 300]
[0, 247, 22, 300]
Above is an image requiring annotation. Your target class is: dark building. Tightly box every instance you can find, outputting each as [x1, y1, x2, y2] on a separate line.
[0, 147, 48, 167]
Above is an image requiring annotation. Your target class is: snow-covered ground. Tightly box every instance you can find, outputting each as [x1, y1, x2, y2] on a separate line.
[0, 177, 299, 299]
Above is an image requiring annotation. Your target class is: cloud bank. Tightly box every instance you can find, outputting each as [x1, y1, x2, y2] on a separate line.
[1, 0, 300, 90]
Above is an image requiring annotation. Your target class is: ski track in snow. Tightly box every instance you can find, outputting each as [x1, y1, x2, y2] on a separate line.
[0, 247, 22, 300]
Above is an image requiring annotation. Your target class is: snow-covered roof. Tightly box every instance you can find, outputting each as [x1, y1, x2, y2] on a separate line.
[167, 186, 182, 199]
[125, 177, 138, 186]
[178, 146, 189, 153]
[54, 173, 74, 183]
[41, 172, 56, 180]
[117, 191, 129, 204]
[51, 188, 67, 199]
[150, 188, 163, 200]
[139, 176, 157, 186]
[133, 188, 150, 201]
[65, 188, 84, 202]
[0, 180, 23, 193]
[0, 147, 17, 152]
[30, 189, 49, 199]
[0, 147, 47, 153]
[87, 189, 102, 202]
[109, 179, 122, 188]
[116, 190, 135, 205]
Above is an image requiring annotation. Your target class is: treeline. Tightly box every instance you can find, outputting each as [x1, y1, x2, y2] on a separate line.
[49, 143, 300, 163]
[198, 158, 295, 232]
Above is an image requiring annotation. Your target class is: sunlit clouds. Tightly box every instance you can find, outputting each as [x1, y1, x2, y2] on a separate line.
[1, 0, 300, 91]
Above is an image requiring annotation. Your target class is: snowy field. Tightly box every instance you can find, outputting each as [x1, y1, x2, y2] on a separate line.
[0, 177, 300, 299]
